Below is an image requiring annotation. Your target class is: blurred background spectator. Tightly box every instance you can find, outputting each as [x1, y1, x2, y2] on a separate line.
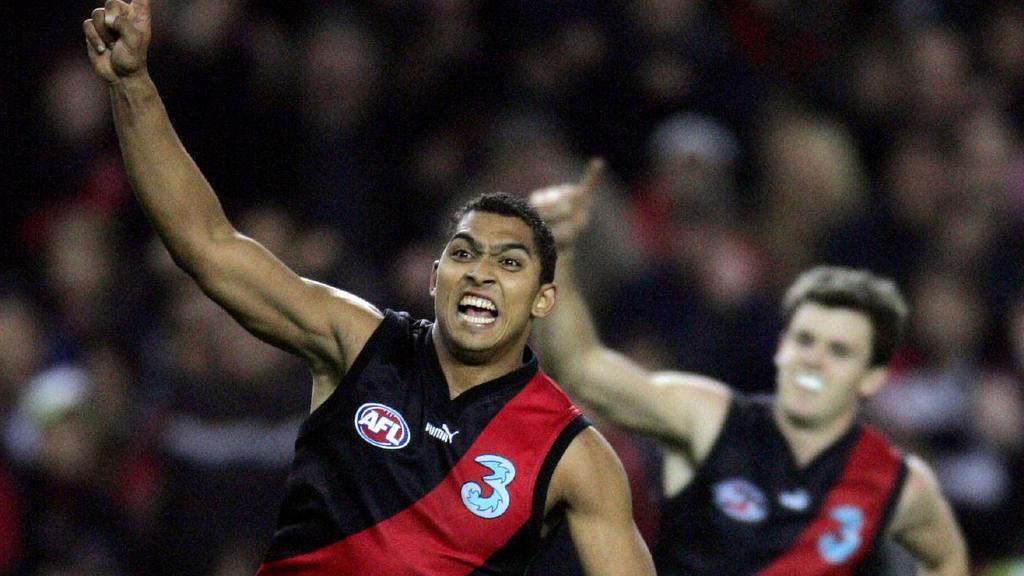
[3, 1, 1023, 573]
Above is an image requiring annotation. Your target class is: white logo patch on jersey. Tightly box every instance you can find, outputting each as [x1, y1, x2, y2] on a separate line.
[713, 478, 768, 523]
[425, 422, 460, 444]
[778, 488, 810, 511]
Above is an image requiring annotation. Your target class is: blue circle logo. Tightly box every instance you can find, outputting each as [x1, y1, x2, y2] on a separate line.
[713, 478, 768, 523]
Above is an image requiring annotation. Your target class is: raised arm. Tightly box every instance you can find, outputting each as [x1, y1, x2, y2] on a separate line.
[83, 1, 381, 399]
[549, 428, 655, 575]
[888, 456, 969, 575]
[530, 162, 730, 457]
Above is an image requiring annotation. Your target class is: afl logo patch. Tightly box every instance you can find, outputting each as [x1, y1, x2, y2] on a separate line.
[713, 478, 768, 523]
[354, 403, 410, 449]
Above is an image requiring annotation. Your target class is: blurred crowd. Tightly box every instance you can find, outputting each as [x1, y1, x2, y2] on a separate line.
[2, 0, 1023, 574]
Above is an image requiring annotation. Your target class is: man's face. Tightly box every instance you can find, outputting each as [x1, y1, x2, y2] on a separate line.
[774, 302, 884, 428]
[430, 211, 555, 364]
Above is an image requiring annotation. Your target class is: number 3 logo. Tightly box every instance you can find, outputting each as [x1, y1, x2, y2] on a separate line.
[817, 505, 864, 564]
[461, 454, 516, 519]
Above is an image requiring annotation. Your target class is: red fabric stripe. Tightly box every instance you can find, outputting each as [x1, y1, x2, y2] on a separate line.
[757, 427, 902, 576]
[256, 373, 580, 575]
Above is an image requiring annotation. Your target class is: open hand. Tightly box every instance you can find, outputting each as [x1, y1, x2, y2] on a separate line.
[83, 0, 152, 84]
[530, 158, 604, 250]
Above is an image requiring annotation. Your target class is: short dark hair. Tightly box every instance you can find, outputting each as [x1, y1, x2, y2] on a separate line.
[448, 192, 557, 285]
[782, 266, 908, 366]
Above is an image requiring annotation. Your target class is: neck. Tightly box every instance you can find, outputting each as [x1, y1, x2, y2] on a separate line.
[431, 325, 526, 399]
[772, 404, 858, 469]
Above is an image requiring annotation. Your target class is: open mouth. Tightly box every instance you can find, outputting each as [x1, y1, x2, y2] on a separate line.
[794, 373, 824, 392]
[458, 295, 498, 325]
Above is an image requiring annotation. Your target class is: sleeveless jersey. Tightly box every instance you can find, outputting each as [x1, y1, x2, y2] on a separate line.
[256, 310, 589, 575]
[654, 395, 907, 575]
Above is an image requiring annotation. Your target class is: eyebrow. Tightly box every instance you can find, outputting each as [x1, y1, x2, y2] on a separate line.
[451, 232, 533, 257]
[793, 328, 863, 353]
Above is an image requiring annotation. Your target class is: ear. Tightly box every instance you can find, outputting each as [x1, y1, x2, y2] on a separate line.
[530, 283, 557, 319]
[429, 260, 439, 297]
[857, 366, 888, 399]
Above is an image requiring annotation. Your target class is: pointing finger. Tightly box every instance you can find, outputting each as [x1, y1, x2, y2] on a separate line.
[570, 157, 604, 220]
[577, 157, 605, 195]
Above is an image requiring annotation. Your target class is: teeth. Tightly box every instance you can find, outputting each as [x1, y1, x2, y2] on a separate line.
[795, 373, 824, 392]
[459, 313, 496, 325]
[459, 295, 496, 311]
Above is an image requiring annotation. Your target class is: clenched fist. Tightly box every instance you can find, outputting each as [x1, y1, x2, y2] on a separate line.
[83, 0, 152, 84]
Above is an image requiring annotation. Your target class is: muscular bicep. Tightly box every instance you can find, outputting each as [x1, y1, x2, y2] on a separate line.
[551, 428, 654, 576]
[888, 456, 969, 575]
[190, 230, 383, 373]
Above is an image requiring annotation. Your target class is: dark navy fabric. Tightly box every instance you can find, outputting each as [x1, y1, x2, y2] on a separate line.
[654, 395, 906, 575]
[259, 310, 587, 575]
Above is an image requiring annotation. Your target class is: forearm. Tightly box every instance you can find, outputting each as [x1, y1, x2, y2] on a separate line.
[536, 251, 604, 390]
[110, 73, 233, 269]
[537, 253, 653, 429]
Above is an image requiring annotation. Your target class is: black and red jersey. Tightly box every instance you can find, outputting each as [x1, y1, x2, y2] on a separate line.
[655, 395, 907, 575]
[256, 310, 589, 575]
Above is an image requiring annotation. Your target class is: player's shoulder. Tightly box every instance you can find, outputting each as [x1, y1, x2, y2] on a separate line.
[855, 423, 905, 465]
[650, 370, 733, 396]
[900, 454, 942, 500]
[535, 368, 579, 402]
[651, 371, 734, 419]
[644, 371, 736, 457]
[553, 427, 628, 501]
[888, 452, 944, 534]
[324, 308, 425, 379]
[371, 309, 437, 347]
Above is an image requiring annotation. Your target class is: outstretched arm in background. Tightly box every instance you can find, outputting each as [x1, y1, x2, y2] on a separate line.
[530, 160, 730, 462]
[83, 0, 381, 410]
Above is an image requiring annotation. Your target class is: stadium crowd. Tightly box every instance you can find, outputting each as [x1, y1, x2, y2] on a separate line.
[1, 0, 1023, 574]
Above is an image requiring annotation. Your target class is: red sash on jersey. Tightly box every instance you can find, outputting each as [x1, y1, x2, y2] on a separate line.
[255, 373, 580, 576]
[757, 427, 903, 576]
